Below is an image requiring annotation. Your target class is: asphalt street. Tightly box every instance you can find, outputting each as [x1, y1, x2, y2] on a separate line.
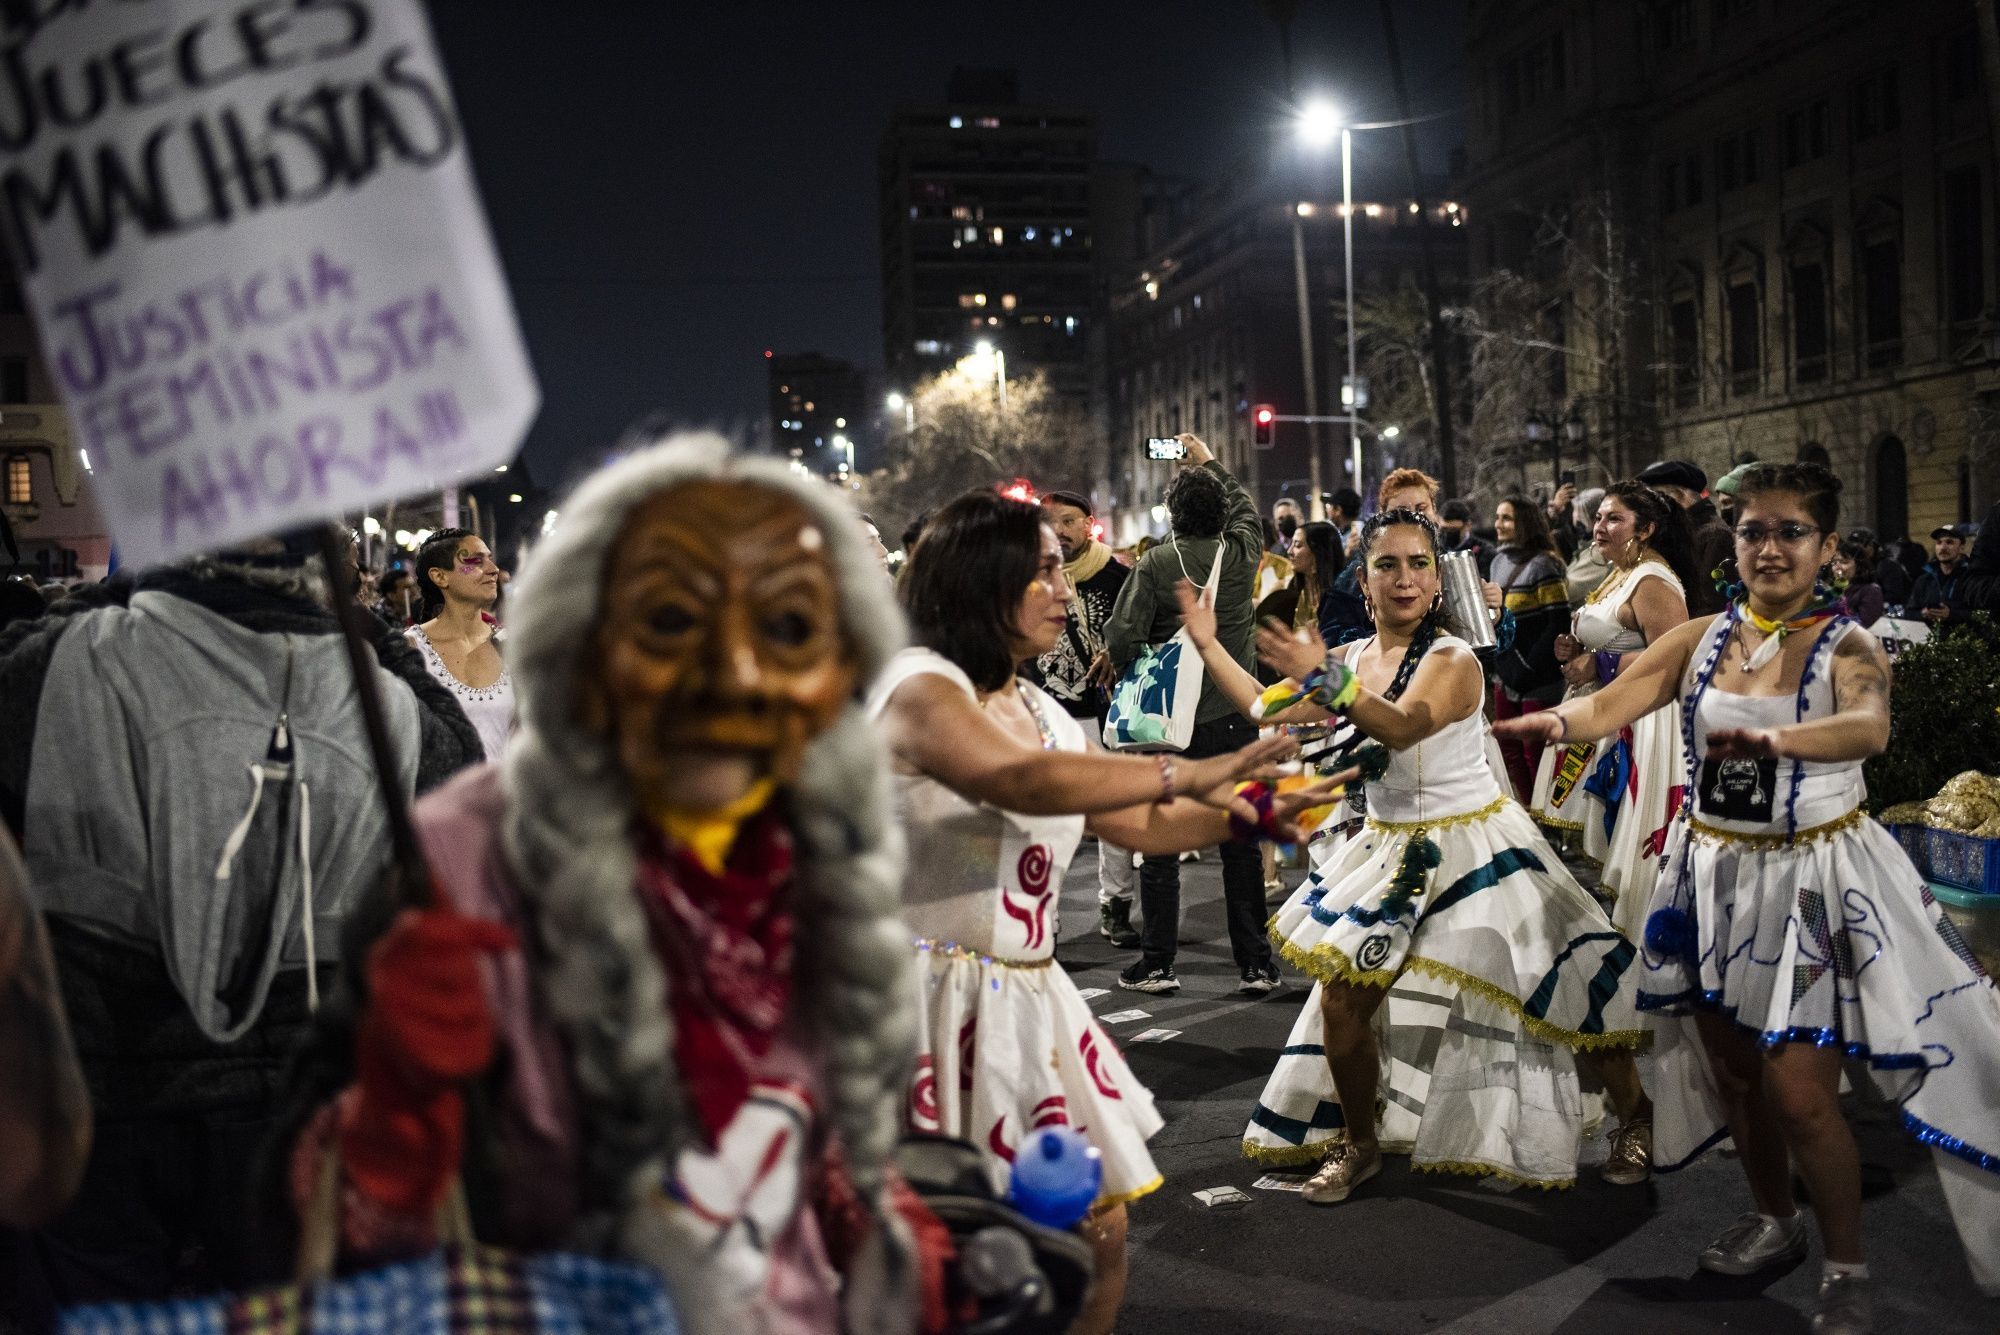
[1052, 841, 1993, 1335]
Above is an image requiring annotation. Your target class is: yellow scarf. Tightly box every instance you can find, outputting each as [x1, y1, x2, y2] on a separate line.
[654, 778, 777, 876]
[1064, 539, 1112, 588]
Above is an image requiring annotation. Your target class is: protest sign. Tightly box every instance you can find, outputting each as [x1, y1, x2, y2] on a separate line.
[0, 0, 537, 566]
[1876, 615, 1932, 659]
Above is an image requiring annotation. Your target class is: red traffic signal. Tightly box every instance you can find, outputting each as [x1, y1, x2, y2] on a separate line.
[1253, 404, 1276, 448]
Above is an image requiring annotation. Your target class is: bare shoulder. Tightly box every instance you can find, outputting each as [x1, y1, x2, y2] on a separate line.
[1832, 623, 1891, 672]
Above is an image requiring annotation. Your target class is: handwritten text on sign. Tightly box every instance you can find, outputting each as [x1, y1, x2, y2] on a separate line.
[0, 0, 537, 566]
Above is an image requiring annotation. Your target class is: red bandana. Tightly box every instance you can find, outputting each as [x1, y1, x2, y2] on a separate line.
[633, 813, 797, 1145]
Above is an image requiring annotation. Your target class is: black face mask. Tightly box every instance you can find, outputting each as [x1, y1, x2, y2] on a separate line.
[1277, 516, 1299, 542]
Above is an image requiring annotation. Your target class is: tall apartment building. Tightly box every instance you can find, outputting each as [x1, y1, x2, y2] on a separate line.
[879, 69, 1097, 401]
[1463, 0, 2000, 538]
[1102, 161, 1466, 544]
[767, 352, 869, 477]
[0, 276, 103, 581]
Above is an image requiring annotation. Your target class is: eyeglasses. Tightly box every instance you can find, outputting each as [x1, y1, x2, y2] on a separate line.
[1733, 522, 1821, 548]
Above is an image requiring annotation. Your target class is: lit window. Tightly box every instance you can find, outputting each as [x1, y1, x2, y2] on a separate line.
[1065, 316, 1079, 334]
[4, 455, 29, 505]
[990, 226, 1004, 245]
[835, 417, 847, 428]
[1022, 226, 1038, 240]
[1297, 202, 1315, 217]
[779, 384, 789, 393]
[974, 293, 988, 307]
[949, 115, 964, 129]
[1144, 280, 1159, 300]
[959, 294, 978, 308]
[974, 116, 1000, 129]
[804, 401, 815, 412]
[908, 206, 918, 220]
[952, 205, 973, 220]
[1051, 233, 1063, 247]
[964, 226, 978, 242]
[915, 339, 943, 355]
[1001, 294, 1017, 310]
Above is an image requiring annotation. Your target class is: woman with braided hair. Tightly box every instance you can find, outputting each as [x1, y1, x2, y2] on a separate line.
[1497, 463, 2000, 1333]
[1178, 508, 1654, 1203]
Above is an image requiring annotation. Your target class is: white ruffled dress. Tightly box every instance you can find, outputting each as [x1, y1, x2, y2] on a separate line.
[1529, 560, 1686, 936]
[1245, 634, 1644, 1187]
[1639, 614, 2000, 1287]
[867, 649, 1164, 1206]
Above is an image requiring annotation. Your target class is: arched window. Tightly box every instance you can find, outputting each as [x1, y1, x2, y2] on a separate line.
[1873, 435, 1908, 539]
[1798, 441, 1830, 466]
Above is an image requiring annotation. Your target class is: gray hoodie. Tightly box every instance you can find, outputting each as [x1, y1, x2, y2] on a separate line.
[24, 590, 419, 1043]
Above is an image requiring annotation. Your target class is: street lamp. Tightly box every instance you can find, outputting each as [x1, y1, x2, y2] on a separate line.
[1297, 100, 1362, 508]
[885, 390, 914, 433]
[1523, 407, 1589, 488]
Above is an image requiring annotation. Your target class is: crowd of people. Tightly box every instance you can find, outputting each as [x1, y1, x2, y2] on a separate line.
[0, 429, 1996, 1335]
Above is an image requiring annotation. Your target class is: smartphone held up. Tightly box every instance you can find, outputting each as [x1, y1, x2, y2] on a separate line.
[1145, 436, 1187, 461]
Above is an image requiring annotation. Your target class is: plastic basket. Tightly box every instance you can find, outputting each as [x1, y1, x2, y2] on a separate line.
[1918, 827, 2000, 896]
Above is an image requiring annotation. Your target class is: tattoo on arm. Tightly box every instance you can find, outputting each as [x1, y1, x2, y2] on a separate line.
[1832, 635, 1891, 717]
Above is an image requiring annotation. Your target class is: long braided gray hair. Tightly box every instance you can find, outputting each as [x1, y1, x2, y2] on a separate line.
[496, 432, 913, 1248]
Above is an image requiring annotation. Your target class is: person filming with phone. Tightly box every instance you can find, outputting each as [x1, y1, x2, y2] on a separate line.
[1103, 433, 1280, 997]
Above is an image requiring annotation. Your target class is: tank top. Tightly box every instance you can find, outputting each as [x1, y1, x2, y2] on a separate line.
[1574, 560, 1683, 653]
[1678, 614, 1866, 836]
[1343, 633, 1501, 823]
[865, 648, 1087, 961]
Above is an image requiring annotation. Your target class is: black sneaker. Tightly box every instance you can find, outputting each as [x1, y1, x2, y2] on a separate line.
[1118, 960, 1180, 994]
[1098, 900, 1141, 949]
[1238, 965, 1280, 996]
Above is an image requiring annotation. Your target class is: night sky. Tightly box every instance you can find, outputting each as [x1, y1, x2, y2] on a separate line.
[425, 1, 1465, 486]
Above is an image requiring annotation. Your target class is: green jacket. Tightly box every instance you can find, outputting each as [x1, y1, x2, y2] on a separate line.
[1104, 460, 1263, 725]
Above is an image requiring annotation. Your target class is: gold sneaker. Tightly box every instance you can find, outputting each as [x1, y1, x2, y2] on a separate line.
[1301, 1138, 1381, 1205]
[1601, 1117, 1652, 1186]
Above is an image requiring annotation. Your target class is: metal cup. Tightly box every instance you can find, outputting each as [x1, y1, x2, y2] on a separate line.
[1438, 549, 1496, 648]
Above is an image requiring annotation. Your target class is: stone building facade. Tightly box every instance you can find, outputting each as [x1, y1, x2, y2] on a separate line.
[1463, 0, 2000, 538]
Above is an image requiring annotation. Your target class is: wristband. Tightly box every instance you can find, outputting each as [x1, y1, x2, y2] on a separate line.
[1227, 780, 1278, 842]
[1254, 656, 1360, 721]
[1593, 650, 1620, 686]
[1154, 754, 1177, 803]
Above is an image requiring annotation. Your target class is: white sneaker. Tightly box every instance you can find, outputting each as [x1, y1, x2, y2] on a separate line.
[1811, 1272, 1873, 1334]
[1697, 1211, 1809, 1276]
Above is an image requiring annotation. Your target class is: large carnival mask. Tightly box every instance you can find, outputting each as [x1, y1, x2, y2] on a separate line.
[589, 481, 858, 812]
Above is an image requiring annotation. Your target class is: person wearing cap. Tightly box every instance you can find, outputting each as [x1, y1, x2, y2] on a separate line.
[1911, 522, 1975, 624]
[1637, 459, 1733, 616]
[1710, 459, 1761, 532]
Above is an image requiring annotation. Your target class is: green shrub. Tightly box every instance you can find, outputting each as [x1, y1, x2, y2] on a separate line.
[1866, 615, 2000, 811]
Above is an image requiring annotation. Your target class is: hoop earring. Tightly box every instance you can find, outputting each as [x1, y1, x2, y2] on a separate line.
[1429, 592, 1444, 616]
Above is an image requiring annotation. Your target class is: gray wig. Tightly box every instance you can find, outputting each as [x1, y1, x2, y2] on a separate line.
[497, 432, 913, 1244]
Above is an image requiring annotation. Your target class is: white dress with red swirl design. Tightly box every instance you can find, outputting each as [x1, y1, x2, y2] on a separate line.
[867, 649, 1165, 1206]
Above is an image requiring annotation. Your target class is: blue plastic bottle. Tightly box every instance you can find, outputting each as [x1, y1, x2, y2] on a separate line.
[1007, 1126, 1103, 1230]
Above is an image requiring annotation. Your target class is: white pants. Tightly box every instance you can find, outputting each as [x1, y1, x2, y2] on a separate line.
[1098, 836, 1136, 907]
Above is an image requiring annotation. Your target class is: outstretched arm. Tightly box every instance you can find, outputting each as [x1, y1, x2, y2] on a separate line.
[1707, 629, 1891, 764]
[1495, 617, 1709, 746]
[1257, 620, 1482, 750]
[1173, 581, 1333, 725]
[882, 673, 1293, 815]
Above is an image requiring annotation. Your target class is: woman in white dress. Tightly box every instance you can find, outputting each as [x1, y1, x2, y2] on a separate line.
[869, 482, 1336, 1335]
[407, 528, 515, 762]
[1530, 482, 1695, 936]
[1498, 463, 2000, 1334]
[1178, 509, 1655, 1201]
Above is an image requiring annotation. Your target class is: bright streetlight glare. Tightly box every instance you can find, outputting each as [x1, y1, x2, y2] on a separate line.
[974, 338, 995, 356]
[886, 392, 905, 410]
[1298, 99, 1343, 147]
[1382, 424, 1402, 440]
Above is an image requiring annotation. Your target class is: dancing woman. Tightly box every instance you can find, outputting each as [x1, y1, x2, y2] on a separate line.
[1179, 508, 1654, 1201]
[1529, 482, 1695, 935]
[1497, 463, 2000, 1334]
[868, 490, 1332, 1335]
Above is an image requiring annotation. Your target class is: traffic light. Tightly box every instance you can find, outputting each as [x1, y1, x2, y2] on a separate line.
[1253, 404, 1276, 449]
